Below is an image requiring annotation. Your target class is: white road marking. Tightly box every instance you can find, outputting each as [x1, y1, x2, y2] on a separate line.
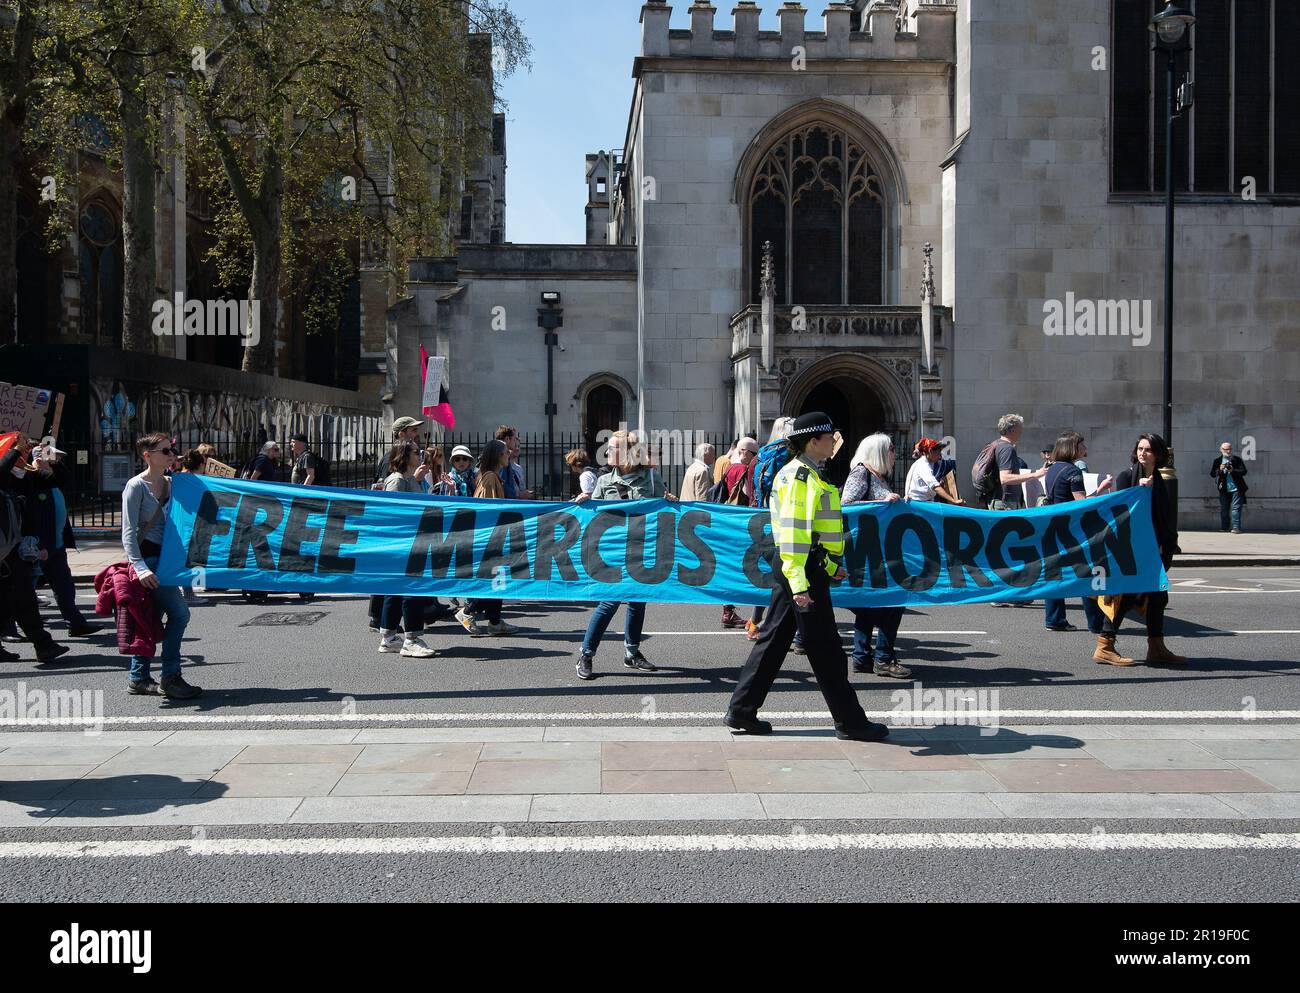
[637, 630, 988, 636]
[2, 710, 1298, 728]
[1219, 630, 1300, 635]
[1, 833, 1297, 859]
[1167, 589, 1300, 595]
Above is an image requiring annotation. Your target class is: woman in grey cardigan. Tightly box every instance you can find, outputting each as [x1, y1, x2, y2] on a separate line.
[575, 430, 676, 681]
[121, 432, 200, 699]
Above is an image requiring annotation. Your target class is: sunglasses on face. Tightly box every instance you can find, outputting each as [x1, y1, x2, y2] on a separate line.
[151, 447, 174, 456]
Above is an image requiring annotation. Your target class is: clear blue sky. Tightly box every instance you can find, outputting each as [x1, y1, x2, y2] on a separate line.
[496, 0, 789, 244]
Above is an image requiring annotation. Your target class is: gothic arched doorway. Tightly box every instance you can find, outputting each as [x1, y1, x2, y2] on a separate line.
[785, 354, 914, 489]
[583, 383, 624, 469]
[799, 378, 888, 486]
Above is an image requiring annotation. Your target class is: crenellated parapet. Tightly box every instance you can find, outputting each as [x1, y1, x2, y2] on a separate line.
[639, 1, 956, 63]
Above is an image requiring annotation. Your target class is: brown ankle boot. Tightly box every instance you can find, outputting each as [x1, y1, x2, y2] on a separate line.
[1146, 637, 1187, 664]
[1093, 634, 1136, 666]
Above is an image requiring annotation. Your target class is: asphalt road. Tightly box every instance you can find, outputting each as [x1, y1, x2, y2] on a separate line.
[2, 818, 1297, 902]
[5, 568, 1298, 725]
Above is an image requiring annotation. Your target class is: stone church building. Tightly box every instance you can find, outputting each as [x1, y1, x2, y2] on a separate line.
[392, 0, 1299, 529]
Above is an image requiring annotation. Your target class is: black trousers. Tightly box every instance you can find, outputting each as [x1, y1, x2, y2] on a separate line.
[1102, 590, 1169, 638]
[39, 549, 89, 627]
[726, 556, 868, 730]
[0, 555, 54, 648]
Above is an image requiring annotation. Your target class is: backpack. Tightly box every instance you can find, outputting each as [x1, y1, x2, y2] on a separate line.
[309, 451, 330, 486]
[970, 440, 1005, 501]
[705, 477, 729, 504]
[751, 441, 792, 509]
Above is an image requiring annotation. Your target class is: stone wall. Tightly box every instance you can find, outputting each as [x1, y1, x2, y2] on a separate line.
[394, 246, 639, 437]
[631, 0, 957, 439]
[948, 0, 1299, 529]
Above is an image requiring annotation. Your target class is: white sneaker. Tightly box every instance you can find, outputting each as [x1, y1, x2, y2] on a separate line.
[400, 636, 437, 658]
[487, 620, 520, 637]
[377, 631, 403, 653]
[456, 608, 488, 638]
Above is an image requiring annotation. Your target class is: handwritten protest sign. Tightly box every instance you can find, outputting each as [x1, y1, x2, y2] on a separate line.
[0, 381, 58, 437]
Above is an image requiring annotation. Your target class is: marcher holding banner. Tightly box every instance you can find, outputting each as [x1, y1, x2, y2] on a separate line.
[844, 434, 909, 679]
[905, 437, 965, 506]
[576, 430, 672, 680]
[1094, 433, 1187, 666]
[453, 440, 521, 638]
[121, 433, 200, 698]
[724, 412, 889, 741]
[1042, 432, 1106, 634]
[377, 441, 437, 657]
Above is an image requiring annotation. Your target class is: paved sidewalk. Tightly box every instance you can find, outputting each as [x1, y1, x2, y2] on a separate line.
[1173, 531, 1300, 567]
[2, 724, 1296, 827]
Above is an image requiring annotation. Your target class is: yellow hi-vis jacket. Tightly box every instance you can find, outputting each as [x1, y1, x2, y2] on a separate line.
[772, 455, 845, 595]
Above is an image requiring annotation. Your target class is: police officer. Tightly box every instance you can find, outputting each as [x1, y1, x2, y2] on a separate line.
[724, 412, 888, 742]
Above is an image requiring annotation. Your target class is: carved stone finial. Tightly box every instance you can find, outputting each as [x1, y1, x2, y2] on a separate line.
[760, 240, 775, 297]
[920, 241, 935, 303]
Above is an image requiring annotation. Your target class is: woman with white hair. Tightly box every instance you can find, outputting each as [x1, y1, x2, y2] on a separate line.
[842, 433, 911, 679]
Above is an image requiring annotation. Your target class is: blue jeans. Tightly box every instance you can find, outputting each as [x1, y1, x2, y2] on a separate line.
[129, 559, 190, 681]
[581, 601, 646, 656]
[1218, 490, 1244, 531]
[851, 607, 903, 664]
[1044, 596, 1104, 632]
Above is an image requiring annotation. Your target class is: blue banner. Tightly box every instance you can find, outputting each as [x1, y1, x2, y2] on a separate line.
[157, 473, 1168, 607]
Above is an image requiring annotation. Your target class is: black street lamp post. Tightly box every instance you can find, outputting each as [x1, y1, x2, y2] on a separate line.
[537, 292, 563, 499]
[1150, 1, 1195, 520]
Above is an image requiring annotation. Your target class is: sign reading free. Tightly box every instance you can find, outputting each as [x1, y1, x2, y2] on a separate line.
[0, 381, 56, 437]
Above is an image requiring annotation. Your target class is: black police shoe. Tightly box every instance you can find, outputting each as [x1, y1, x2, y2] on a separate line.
[724, 713, 773, 735]
[835, 722, 890, 743]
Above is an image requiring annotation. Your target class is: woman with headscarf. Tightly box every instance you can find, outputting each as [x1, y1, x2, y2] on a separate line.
[904, 437, 965, 505]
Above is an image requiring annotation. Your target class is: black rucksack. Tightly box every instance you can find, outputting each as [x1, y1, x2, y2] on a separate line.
[309, 451, 330, 486]
[971, 440, 1005, 501]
